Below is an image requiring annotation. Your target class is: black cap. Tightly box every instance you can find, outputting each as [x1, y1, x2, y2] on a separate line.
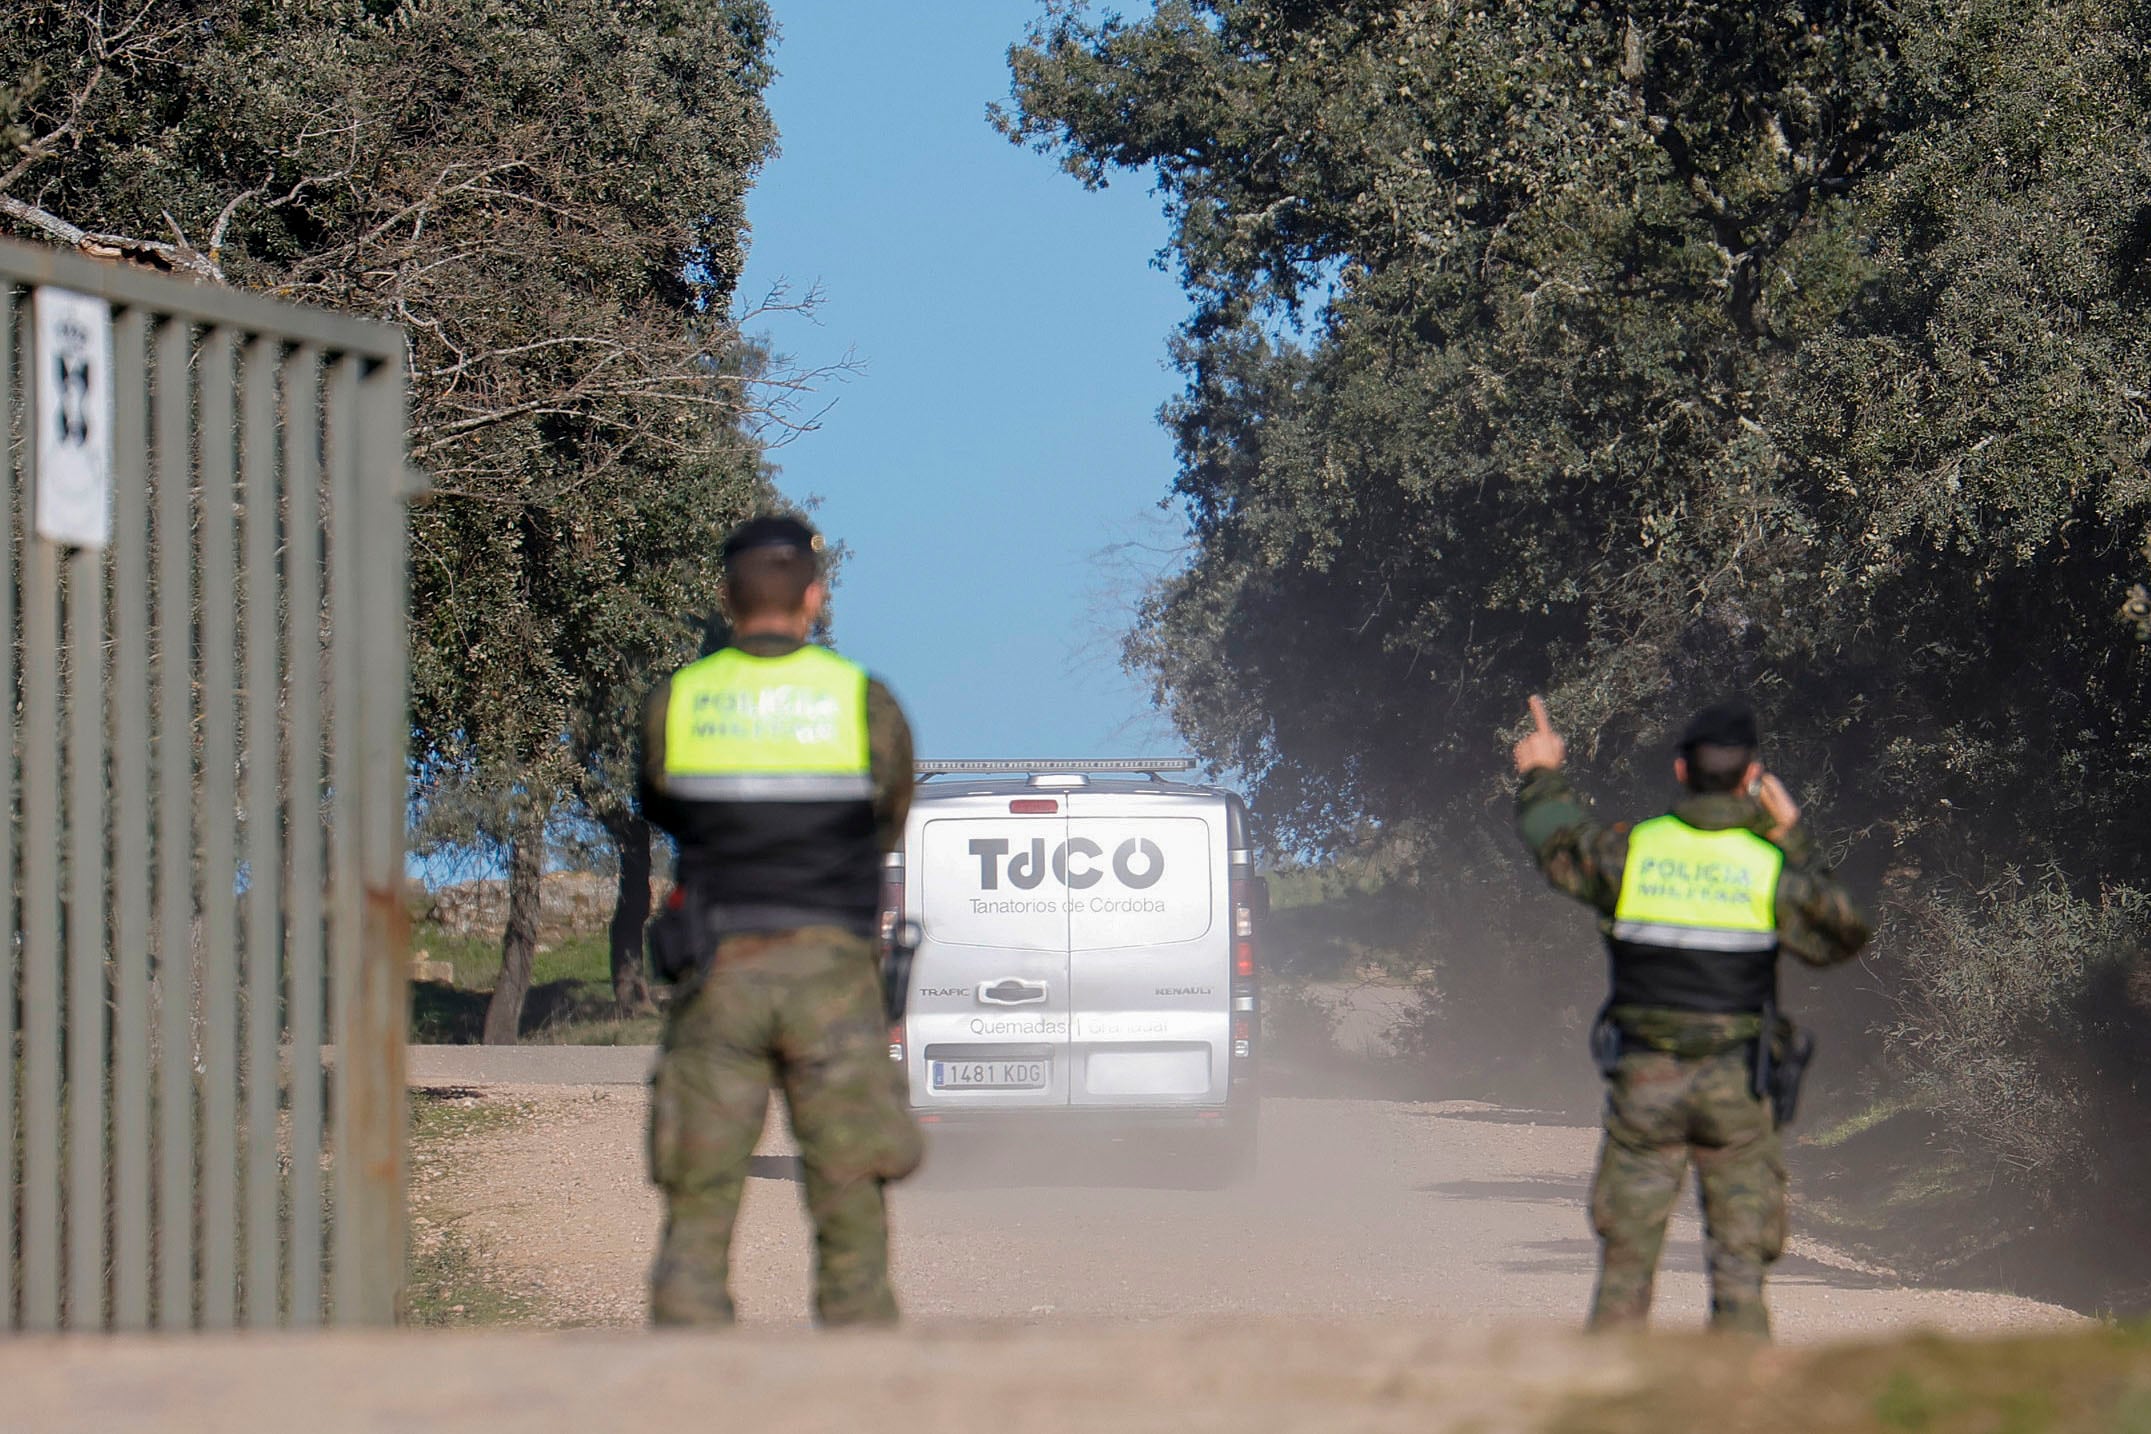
[720, 514, 822, 567]
[1680, 699, 1760, 752]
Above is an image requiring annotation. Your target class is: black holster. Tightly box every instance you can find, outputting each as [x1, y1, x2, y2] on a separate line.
[1588, 1003, 1624, 1078]
[1751, 1002, 1816, 1127]
[880, 926, 918, 1027]
[646, 888, 715, 986]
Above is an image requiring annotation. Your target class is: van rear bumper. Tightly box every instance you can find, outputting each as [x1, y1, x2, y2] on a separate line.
[909, 1098, 1253, 1129]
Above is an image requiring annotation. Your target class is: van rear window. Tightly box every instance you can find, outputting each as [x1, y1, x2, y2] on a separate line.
[916, 814, 1214, 951]
[919, 817, 1068, 951]
[1067, 818, 1212, 950]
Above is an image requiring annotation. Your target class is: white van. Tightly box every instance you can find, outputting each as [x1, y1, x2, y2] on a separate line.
[883, 759, 1264, 1174]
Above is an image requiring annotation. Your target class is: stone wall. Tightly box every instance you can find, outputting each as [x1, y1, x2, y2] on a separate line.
[424, 872, 663, 946]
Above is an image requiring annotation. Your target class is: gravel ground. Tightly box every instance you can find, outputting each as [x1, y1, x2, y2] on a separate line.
[418, 1087, 2082, 1340]
[0, 1087, 2087, 1433]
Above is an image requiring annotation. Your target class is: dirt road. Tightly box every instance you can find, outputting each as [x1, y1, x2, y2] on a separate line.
[0, 1082, 2090, 1434]
[0, 1323, 1813, 1434]
[417, 1084, 2079, 1339]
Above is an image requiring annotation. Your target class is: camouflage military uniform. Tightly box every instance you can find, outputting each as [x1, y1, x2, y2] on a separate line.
[1517, 768, 1872, 1336]
[646, 927, 921, 1325]
[640, 633, 923, 1326]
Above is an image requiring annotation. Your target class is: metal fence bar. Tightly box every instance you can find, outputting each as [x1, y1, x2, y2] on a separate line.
[4, 237, 408, 1333]
[347, 356, 410, 1324]
[65, 506, 107, 1330]
[19, 303, 62, 1332]
[240, 335, 283, 1327]
[323, 354, 362, 1325]
[108, 306, 153, 1331]
[151, 314, 196, 1331]
[1, 287, 17, 1331]
[195, 326, 240, 1331]
[0, 239, 405, 354]
[281, 345, 326, 1328]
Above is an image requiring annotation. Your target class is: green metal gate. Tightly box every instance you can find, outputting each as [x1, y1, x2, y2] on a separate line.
[2, 237, 413, 1329]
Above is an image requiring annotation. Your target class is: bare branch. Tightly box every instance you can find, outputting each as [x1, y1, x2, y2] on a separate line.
[733, 277, 829, 326]
[208, 183, 266, 258]
[0, 193, 221, 280]
[281, 160, 539, 280]
[416, 335, 649, 382]
[0, 116, 81, 194]
[0, 194, 112, 255]
[0, 1, 192, 195]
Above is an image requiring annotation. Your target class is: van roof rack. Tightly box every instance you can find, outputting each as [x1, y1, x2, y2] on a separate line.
[915, 757, 1199, 781]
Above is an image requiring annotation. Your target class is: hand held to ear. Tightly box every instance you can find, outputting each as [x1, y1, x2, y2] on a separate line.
[1755, 771, 1800, 843]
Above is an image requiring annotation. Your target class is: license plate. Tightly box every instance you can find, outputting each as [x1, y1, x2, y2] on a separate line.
[931, 1059, 1049, 1090]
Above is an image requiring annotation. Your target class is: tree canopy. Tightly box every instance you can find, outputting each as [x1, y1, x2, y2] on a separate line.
[1006, 0, 2151, 1232]
[4, 0, 787, 1036]
[1004, 0, 2151, 866]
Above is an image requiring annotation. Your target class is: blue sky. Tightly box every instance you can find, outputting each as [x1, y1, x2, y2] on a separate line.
[735, 1, 1188, 762]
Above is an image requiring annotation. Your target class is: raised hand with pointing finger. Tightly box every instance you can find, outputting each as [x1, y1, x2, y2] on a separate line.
[1512, 694, 1567, 776]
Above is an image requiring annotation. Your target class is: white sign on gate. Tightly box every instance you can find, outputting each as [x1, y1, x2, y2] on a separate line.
[33, 286, 114, 550]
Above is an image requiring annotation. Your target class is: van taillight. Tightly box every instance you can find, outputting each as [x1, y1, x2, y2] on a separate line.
[1229, 875, 1262, 1064]
[1009, 798, 1058, 814]
[880, 861, 905, 1066]
[1231, 879, 1257, 979]
[879, 861, 904, 952]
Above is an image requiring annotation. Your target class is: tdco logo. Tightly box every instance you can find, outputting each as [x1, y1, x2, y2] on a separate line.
[968, 837, 1164, 891]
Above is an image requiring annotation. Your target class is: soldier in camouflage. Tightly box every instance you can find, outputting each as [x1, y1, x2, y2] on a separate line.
[638, 515, 923, 1327]
[1512, 696, 1871, 1337]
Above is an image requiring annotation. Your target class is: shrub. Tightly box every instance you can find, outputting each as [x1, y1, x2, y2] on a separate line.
[1882, 871, 2151, 1191]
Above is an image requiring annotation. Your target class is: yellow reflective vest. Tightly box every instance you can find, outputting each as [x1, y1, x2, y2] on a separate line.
[659, 644, 871, 802]
[1613, 816, 1783, 953]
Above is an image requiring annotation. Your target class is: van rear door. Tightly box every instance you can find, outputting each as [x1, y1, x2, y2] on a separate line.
[1063, 791, 1229, 1109]
[906, 799, 1071, 1110]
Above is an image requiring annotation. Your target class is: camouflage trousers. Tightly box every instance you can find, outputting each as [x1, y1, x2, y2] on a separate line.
[647, 926, 924, 1328]
[1588, 1045, 1786, 1338]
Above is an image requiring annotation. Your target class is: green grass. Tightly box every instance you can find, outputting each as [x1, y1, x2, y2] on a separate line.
[1795, 1098, 2009, 1277]
[406, 922, 665, 1045]
[1266, 864, 1368, 912]
[404, 1226, 538, 1327]
[407, 1087, 538, 1147]
[403, 1089, 543, 1327]
[1808, 1093, 1927, 1151]
[527, 1013, 665, 1045]
[1551, 1325, 2151, 1434]
[410, 924, 616, 991]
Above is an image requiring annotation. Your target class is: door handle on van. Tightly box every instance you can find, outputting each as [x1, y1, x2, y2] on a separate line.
[978, 978, 1049, 1006]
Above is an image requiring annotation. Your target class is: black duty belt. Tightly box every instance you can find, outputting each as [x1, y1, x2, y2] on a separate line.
[703, 902, 875, 940]
[1586, 1001, 1815, 1127]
